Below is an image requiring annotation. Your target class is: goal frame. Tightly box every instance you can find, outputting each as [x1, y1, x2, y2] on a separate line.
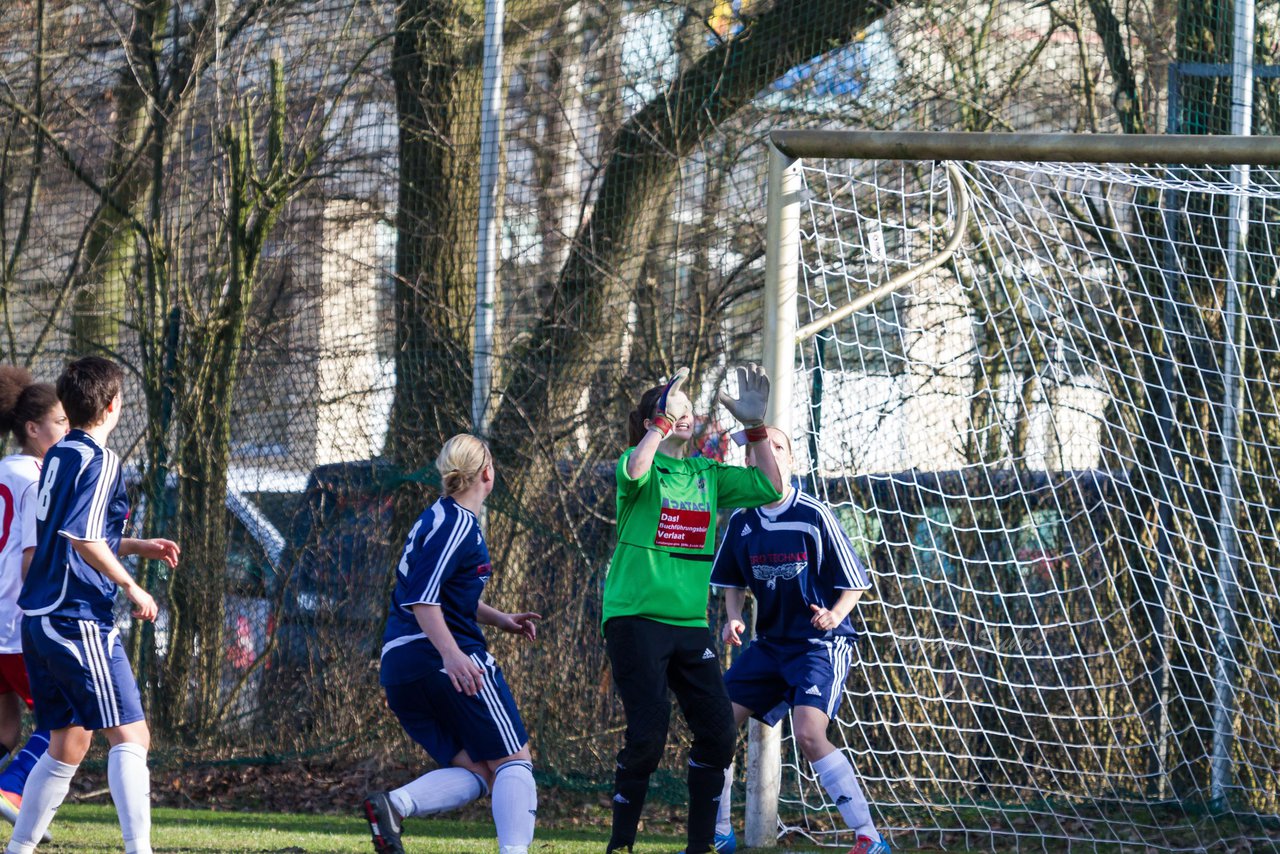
[753, 130, 1280, 849]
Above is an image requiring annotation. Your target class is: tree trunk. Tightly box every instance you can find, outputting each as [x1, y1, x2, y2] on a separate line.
[390, 0, 486, 471]
[70, 0, 170, 357]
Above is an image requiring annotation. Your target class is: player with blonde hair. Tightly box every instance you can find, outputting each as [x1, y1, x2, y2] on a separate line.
[364, 434, 541, 854]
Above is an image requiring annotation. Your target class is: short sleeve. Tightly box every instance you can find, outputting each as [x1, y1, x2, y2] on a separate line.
[710, 512, 747, 589]
[616, 448, 650, 503]
[402, 511, 474, 607]
[818, 504, 872, 590]
[18, 480, 37, 551]
[58, 451, 119, 543]
[713, 462, 782, 509]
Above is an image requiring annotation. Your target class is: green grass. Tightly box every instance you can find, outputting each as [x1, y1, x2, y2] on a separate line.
[41, 804, 735, 853]
[46, 801, 1188, 853]
[44, 803, 960, 852]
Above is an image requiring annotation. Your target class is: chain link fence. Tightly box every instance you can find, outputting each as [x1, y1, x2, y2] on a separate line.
[2, 0, 1278, 821]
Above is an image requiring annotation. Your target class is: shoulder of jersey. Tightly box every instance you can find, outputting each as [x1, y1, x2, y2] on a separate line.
[795, 491, 842, 527]
[437, 498, 479, 536]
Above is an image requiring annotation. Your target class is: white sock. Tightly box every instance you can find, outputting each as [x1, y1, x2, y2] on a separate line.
[5, 753, 76, 854]
[812, 750, 879, 841]
[491, 760, 536, 854]
[108, 743, 151, 854]
[715, 762, 733, 835]
[389, 766, 488, 818]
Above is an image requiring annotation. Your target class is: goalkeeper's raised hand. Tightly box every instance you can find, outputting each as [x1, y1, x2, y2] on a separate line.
[648, 366, 691, 440]
[718, 363, 770, 444]
[626, 367, 693, 480]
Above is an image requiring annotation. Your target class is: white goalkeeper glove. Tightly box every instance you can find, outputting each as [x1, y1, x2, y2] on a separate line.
[648, 367, 691, 439]
[718, 363, 770, 443]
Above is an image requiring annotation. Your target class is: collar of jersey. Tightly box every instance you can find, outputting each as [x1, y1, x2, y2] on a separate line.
[66, 428, 96, 447]
[441, 494, 476, 519]
[756, 482, 800, 521]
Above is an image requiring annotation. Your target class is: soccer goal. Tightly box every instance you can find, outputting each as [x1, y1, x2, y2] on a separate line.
[754, 131, 1280, 851]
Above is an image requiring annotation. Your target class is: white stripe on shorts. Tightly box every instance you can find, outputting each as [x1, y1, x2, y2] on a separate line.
[825, 637, 852, 719]
[80, 620, 119, 728]
[472, 653, 521, 756]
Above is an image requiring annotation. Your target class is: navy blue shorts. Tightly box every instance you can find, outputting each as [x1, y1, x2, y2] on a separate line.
[724, 636, 855, 726]
[384, 650, 528, 766]
[21, 615, 145, 731]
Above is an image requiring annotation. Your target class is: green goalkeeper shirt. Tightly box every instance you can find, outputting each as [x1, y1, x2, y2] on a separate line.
[603, 448, 781, 628]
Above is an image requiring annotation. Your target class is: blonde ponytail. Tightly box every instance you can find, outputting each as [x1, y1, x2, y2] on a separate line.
[436, 434, 491, 495]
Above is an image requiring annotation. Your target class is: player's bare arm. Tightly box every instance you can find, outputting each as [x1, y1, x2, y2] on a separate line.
[722, 588, 749, 647]
[118, 537, 180, 568]
[809, 588, 865, 632]
[68, 538, 158, 621]
[476, 601, 541, 641]
[412, 602, 485, 696]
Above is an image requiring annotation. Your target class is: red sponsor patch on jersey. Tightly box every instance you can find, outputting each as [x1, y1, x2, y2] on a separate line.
[655, 507, 710, 549]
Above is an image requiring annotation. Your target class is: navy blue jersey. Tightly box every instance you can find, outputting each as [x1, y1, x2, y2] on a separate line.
[710, 487, 871, 640]
[380, 496, 492, 686]
[18, 430, 129, 624]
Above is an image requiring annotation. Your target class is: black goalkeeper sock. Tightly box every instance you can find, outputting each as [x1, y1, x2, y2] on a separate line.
[686, 761, 727, 854]
[607, 767, 650, 852]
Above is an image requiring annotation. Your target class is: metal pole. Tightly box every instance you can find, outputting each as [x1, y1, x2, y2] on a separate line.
[770, 130, 1280, 165]
[748, 143, 802, 850]
[1210, 0, 1254, 809]
[473, 0, 505, 439]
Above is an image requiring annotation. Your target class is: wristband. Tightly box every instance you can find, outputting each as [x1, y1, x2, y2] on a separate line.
[744, 424, 769, 444]
[649, 414, 675, 438]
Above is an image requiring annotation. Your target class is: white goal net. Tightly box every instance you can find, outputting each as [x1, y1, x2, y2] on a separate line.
[776, 152, 1280, 851]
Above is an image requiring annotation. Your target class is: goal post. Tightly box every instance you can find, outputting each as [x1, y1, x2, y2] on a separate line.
[752, 130, 1280, 850]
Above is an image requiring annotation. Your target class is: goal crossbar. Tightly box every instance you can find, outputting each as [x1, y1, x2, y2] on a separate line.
[771, 129, 1280, 165]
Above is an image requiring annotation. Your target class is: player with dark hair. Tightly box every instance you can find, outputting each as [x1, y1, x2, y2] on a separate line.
[604, 365, 783, 854]
[363, 433, 541, 854]
[0, 366, 66, 840]
[5, 357, 178, 854]
[711, 426, 888, 854]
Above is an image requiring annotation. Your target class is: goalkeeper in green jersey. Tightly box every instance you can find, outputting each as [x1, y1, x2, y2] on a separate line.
[602, 364, 783, 854]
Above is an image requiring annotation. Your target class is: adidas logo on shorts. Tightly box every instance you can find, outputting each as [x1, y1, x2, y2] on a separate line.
[805, 685, 822, 696]
[702, 648, 716, 660]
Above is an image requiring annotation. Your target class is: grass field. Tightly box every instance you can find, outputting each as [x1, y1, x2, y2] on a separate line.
[39, 803, 855, 853]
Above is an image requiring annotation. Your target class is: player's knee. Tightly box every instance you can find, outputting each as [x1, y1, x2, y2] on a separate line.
[105, 720, 151, 752]
[690, 727, 736, 769]
[620, 732, 667, 775]
[493, 758, 535, 782]
[793, 721, 832, 761]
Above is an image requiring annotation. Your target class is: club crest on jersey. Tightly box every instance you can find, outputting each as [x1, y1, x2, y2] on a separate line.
[751, 561, 806, 589]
